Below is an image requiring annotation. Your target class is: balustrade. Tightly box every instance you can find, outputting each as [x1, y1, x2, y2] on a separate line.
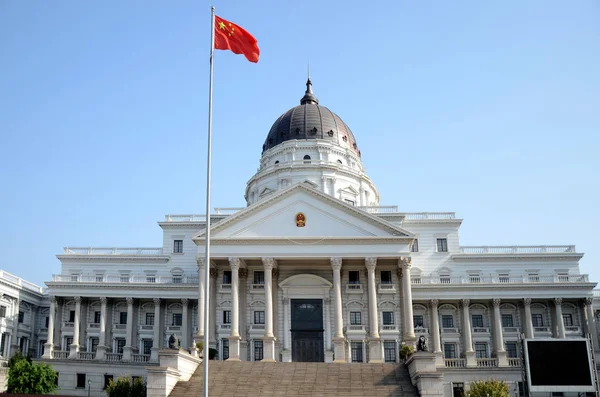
[345, 284, 363, 293]
[445, 358, 466, 368]
[105, 353, 123, 362]
[508, 358, 522, 367]
[476, 358, 498, 367]
[132, 354, 150, 363]
[377, 283, 396, 293]
[77, 352, 95, 360]
[53, 351, 69, 359]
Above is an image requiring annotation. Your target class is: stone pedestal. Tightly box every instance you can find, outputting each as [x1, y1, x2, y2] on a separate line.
[123, 345, 134, 361]
[281, 349, 292, 362]
[262, 336, 276, 362]
[496, 350, 509, 367]
[151, 347, 161, 362]
[227, 335, 241, 361]
[333, 337, 346, 363]
[95, 345, 108, 361]
[465, 350, 476, 367]
[325, 350, 334, 363]
[434, 351, 444, 367]
[42, 342, 54, 359]
[368, 338, 382, 363]
[68, 343, 80, 359]
[406, 352, 444, 397]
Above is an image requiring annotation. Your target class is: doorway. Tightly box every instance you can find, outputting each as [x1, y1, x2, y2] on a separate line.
[291, 299, 324, 362]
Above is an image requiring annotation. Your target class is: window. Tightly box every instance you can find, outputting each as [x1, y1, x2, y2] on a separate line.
[498, 273, 510, 283]
[440, 274, 451, 284]
[94, 311, 101, 324]
[348, 271, 360, 284]
[116, 339, 126, 354]
[254, 340, 264, 361]
[0, 306, 5, 318]
[443, 343, 456, 358]
[351, 341, 363, 362]
[222, 339, 229, 360]
[350, 312, 361, 325]
[223, 271, 232, 285]
[254, 311, 265, 325]
[120, 274, 129, 283]
[303, 155, 311, 164]
[146, 276, 156, 283]
[119, 312, 127, 325]
[143, 340, 153, 355]
[71, 274, 79, 282]
[475, 342, 487, 358]
[471, 314, 484, 328]
[104, 375, 113, 389]
[172, 275, 183, 284]
[436, 238, 448, 252]
[501, 314, 514, 328]
[557, 273, 569, 282]
[254, 271, 265, 285]
[380, 271, 392, 285]
[91, 338, 99, 352]
[18, 311, 24, 323]
[562, 313, 573, 327]
[452, 383, 465, 397]
[532, 314, 544, 327]
[69, 310, 75, 322]
[441, 315, 454, 328]
[411, 239, 419, 252]
[173, 239, 183, 253]
[65, 337, 73, 352]
[146, 313, 154, 326]
[172, 313, 182, 326]
[382, 312, 394, 325]
[383, 341, 396, 363]
[76, 373, 86, 388]
[223, 310, 231, 324]
[96, 274, 104, 282]
[344, 199, 355, 206]
[469, 274, 481, 283]
[413, 315, 424, 328]
[505, 342, 518, 358]
[528, 273, 540, 282]
[45, 316, 49, 328]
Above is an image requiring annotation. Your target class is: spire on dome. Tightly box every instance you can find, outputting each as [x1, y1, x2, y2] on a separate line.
[300, 75, 319, 105]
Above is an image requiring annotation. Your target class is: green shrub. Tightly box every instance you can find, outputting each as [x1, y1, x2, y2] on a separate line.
[105, 376, 146, 397]
[7, 353, 58, 394]
[399, 344, 415, 360]
[468, 379, 510, 397]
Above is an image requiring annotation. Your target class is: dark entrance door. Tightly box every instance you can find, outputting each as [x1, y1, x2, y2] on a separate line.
[291, 299, 324, 362]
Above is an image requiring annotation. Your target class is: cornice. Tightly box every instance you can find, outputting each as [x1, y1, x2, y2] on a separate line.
[451, 253, 584, 262]
[56, 255, 171, 263]
[198, 236, 414, 245]
[413, 282, 597, 291]
[402, 219, 463, 226]
[0, 279, 45, 301]
[45, 282, 197, 290]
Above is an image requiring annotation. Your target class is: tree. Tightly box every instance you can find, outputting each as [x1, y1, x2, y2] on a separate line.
[105, 376, 146, 397]
[468, 379, 510, 397]
[6, 353, 58, 394]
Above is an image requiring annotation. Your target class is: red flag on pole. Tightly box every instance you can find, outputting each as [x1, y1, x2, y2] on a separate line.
[214, 15, 260, 63]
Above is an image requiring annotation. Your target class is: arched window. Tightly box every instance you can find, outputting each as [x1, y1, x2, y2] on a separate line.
[303, 155, 311, 164]
[274, 160, 279, 166]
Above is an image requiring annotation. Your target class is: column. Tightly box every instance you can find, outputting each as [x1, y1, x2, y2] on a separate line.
[227, 257, 241, 360]
[272, 268, 279, 360]
[150, 298, 161, 361]
[54, 298, 62, 347]
[282, 297, 291, 362]
[95, 297, 108, 360]
[261, 257, 276, 361]
[399, 257, 416, 343]
[461, 299, 476, 367]
[554, 298, 566, 338]
[429, 299, 443, 366]
[523, 298, 534, 338]
[11, 299, 20, 355]
[492, 299, 508, 367]
[324, 298, 333, 363]
[29, 307, 36, 356]
[122, 297, 134, 361]
[68, 297, 81, 359]
[584, 298, 598, 350]
[365, 257, 382, 363]
[196, 257, 205, 341]
[330, 257, 346, 362]
[181, 299, 189, 349]
[239, 268, 248, 360]
[209, 267, 218, 350]
[42, 297, 56, 359]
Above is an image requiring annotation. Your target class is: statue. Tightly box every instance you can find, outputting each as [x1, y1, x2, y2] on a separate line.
[417, 335, 428, 352]
[168, 334, 179, 349]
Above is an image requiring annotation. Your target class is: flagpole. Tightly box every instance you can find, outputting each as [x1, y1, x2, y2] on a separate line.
[203, 5, 215, 397]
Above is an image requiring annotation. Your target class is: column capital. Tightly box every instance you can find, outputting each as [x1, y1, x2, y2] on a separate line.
[262, 257, 277, 270]
[330, 257, 342, 271]
[460, 299, 470, 308]
[492, 298, 501, 308]
[523, 297, 532, 306]
[153, 298, 161, 305]
[239, 268, 248, 278]
[229, 257, 241, 270]
[196, 256, 206, 268]
[554, 297, 563, 306]
[126, 297, 134, 305]
[282, 298, 290, 305]
[100, 297, 107, 304]
[74, 296, 82, 304]
[430, 299, 439, 308]
[584, 297, 594, 306]
[181, 298, 189, 306]
[50, 296, 57, 304]
[365, 257, 377, 271]
[209, 268, 218, 278]
[398, 257, 412, 269]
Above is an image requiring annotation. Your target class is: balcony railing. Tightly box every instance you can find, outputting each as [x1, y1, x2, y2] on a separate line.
[249, 324, 265, 333]
[403, 212, 455, 220]
[503, 327, 520, 333]
[534, 327, 550, 333]
[167, 325, 181, 332]
[218, 324, 231, 331]
[52, 274, 198, 284]
[473, 327, 490, 333]
[219, 284, 232, 292]
[0, 270, 45, 294]
[62, 247, 164, 256]
[113, 324, 127, 330]
[132, 354, 150, 363]
[508, 358, 522, 367]
[593, 290, 600, 297]
[77, 352, 95, 360]
[414, 327, 429, 335]
[52, 351, 69, 359]
[345, 284, 363, 293]
[442, 327, 459, 334]
[346, 325, 366, 333]
[106, 353, 123, 362]
[251, 284, 265, 292]
[415, 274, 589, 286]
[459, 245, 576, 254]
[476, 358, 498, 367]
[380, 325, 398, 332]
[565, 326, 582, 333]
[445, 358, 465, 368]
[377, 283, 396, 294]
[139, 325, 154, 331]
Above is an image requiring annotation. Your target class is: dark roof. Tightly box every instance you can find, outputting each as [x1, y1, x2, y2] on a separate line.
[262, 80, 360, 156]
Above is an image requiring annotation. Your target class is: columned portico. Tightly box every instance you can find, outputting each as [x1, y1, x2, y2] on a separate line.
[399, 257, 415, 345]
[492, 298, 508, 367]
[122, 297, 134, 361]
[330, 257, 346, 363]
[429, 299, 443, 366]
[523, 298, 534, 338]
[95, 297, 108, 360]
[365, 257, 382, 363]
[227, 257, 242, 361]
[150, 298, 161, 361]
[461, 299, 476, 367]
[554, 297, 566, 338]
[42, 297, 56, 359]
[68, 296, 81, 359]
[261, 257, 276, 361]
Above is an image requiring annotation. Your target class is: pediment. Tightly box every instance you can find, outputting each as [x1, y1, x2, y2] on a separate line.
[194, 183, 413, 241]
[340, 186, 359, 195]
[259, 187, 275, 197]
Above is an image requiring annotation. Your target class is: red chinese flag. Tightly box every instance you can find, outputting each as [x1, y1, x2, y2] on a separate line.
[214, 15, 260, 63]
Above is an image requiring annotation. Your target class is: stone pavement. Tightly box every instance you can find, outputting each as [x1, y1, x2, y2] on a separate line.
[169, 361, 419, 397]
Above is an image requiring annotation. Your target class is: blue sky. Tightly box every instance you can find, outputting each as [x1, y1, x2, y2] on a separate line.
[1, 1, 598, 287]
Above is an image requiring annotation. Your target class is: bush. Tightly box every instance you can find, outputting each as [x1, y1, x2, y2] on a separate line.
[399, 344, 415, 360]
[7, 353, 58, 394]
[195, 342, 217, 360]
[468, 379, 510, 397]
[105, 376, 146, 397]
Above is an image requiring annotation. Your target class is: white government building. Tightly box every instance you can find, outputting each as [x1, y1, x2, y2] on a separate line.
[2, 80, 599, 396]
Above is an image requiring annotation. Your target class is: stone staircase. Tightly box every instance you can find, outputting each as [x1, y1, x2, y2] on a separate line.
[169, 361, 419, 397]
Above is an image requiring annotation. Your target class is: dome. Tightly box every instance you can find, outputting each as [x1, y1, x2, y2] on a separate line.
[262, 79, 360, 156]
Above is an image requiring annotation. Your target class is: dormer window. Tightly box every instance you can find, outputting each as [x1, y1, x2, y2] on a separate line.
[303, 155, 311, 164]
[342, 136, 347, 142]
